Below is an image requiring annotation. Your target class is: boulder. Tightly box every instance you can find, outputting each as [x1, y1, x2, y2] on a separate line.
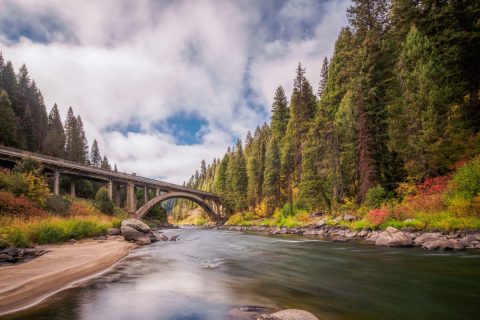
[332, 235, 348, 242]
[134, 235, 151, 245]
[270, 309, 319, 320]
[121, 226, 145, 241]
[357, 230, 369, 238]
[93, 235, 107, 241]
[343, 214, 356, 222]
[422, 239, 465, 251]
[413, 232, 443, 246]
[107, 228, 121, 235]
[375, 227, 413, 247]
[0, 253, 15, 263]
[459, 235, 480, 248]
[149, 233, 159, 243]
[121, 219, 150, 234]
[170, 235, 178, 241]
[315, 220, 326, 228]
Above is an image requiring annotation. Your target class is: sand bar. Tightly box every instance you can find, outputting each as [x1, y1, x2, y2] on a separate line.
[0, 238, 134, 315]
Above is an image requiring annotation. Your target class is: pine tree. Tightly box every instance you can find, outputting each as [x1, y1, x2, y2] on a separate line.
[64, 107, 77, 160]
[101, 155, 111, 170]
[90, 139, 102, 167]
[232, 139, 248, 211]
[263, 136, 281, 214]
[44, 103, 66, 157]
[270, 86, 289, 141]
[75, 115, 89, 164]
[0, 53, 5, 90]
[347, 0, 391, 202]
[317, 57, 329, 98]
[389, 25, 453, 179]
[0, 90, 18, 147]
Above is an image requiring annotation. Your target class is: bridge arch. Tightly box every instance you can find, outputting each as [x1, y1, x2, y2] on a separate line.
[134, 192, 219, 222]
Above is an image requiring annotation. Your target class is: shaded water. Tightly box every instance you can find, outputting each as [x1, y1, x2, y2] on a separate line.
[2, 228, 480, 320]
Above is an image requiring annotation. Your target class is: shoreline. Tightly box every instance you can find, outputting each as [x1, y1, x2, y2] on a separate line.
[211, 224, 480, 250]
[0, 237, 136, 316]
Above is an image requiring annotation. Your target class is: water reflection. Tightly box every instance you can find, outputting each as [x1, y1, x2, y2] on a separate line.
[3, 229, 480, 320]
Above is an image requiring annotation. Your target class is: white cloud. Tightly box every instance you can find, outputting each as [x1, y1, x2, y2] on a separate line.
[0, 0, 350, 184]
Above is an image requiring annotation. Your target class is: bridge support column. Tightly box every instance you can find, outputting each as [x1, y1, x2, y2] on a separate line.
[107, 180, 113, 200]
[53, 170, 60, 195]
[144, 186, 148, 204]
[70, 180, 75, 197]
[126, 182, 137, 214]
[156, 188, 160, 197]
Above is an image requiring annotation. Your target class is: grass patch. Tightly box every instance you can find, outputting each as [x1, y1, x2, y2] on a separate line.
[0, 215, 116, 247]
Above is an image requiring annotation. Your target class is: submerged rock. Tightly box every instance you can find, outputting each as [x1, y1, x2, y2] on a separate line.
[375, 227, 413, 247]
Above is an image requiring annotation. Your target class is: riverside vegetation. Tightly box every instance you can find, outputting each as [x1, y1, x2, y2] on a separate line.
[177, 0, 480, 235]
[0, 160, 126, 250]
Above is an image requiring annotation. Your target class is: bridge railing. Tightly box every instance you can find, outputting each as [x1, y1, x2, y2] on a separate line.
[0, 145, 218, 199]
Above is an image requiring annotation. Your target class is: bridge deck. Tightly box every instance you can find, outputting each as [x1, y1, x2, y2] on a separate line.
[0, 146, 218, 200]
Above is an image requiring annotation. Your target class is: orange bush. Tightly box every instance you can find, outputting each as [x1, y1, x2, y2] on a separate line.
[0, 190, 47, 218]
[68, 199, 102, 217]
[366, 208, 389, 226]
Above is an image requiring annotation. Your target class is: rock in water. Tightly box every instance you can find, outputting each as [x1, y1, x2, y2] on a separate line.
[269, 309, 319, 320]
[121, 219, 150, 233]
[375, 227, 413, 247]
[422, 239, 465, 251]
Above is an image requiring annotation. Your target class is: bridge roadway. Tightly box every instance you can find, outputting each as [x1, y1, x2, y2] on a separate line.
[0, 146, 222, 219]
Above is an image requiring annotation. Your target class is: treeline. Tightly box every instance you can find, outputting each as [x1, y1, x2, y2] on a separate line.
[185, 0, 480, 216]
[0, 52, 114, 170]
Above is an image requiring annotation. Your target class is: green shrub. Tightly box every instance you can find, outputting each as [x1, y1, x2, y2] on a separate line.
[451, 157, 480, 199]
[365, 185, 388, 208]
[46, 195, 71, 214]
[0, 171, 28, 195]
[113, 206, 128, 219]
[95, 187, 114, 214]
[13, 158, 43, 174]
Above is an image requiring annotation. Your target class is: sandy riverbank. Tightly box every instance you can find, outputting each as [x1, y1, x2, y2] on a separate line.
[0, 237, 135, 316]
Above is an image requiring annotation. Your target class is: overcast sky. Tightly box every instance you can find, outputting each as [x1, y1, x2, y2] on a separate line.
[0, 0, 350, 184]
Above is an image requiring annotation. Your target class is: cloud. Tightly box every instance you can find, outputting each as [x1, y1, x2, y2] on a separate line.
[0, 0, 350, 184]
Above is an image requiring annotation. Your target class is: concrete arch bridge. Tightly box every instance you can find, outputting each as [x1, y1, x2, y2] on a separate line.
[0, 146, 224, 222]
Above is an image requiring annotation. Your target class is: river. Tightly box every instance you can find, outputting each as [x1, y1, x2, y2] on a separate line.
[2, 228, 480, 320]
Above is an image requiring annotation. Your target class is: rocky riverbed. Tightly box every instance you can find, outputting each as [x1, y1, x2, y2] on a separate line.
[215, 222, 480, 251]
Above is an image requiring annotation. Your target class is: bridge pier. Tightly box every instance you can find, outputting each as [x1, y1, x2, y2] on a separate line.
[144, 186, 148, 204]
[156, 188, 160, 197]
[126, 182, 137, 214]
[107, 180, 113, 200]
[53, 170, 60, 196]
[70, 180, 75, 197]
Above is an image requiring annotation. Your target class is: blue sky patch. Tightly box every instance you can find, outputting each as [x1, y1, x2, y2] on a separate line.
[155, 112, 208, 145]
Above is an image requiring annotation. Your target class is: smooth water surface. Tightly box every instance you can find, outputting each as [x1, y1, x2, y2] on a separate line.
[3, 228, 480, 320]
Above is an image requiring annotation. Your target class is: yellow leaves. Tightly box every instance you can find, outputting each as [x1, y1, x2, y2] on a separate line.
[24, 172, 51, 208]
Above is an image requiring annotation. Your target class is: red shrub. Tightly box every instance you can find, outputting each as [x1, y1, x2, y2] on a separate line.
[366, 208, 389, 226]
[0, 190, 47, 218]
[417, 175, 450, 195]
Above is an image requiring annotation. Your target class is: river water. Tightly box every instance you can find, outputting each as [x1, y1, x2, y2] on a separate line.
[3, 228, 480, 320]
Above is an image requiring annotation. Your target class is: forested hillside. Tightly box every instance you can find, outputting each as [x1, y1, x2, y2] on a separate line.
[182, 0, 480, 225]
[0, 53, 113, 169]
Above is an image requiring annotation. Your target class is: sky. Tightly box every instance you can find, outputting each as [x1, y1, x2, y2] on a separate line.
[0, 0, 351, 184]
